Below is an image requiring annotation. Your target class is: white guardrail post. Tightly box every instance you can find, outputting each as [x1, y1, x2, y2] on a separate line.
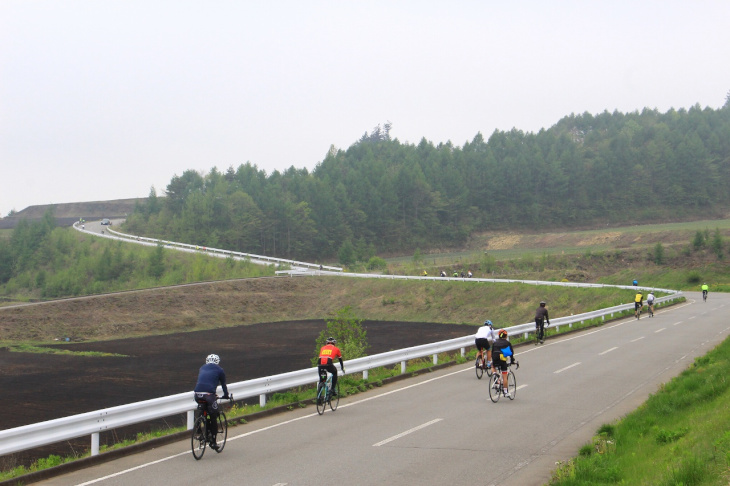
[0, 258, 682, 458]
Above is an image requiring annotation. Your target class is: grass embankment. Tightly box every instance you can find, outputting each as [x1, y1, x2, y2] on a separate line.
[0, 277, 648, 345]
[550, 335, 730, 486]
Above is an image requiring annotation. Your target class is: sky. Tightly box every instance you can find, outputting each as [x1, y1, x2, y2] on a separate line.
[2, 1, 729, 217]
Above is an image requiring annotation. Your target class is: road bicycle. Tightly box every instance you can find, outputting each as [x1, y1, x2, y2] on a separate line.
[535, 319, 548, 345]
[316, 370, 340, 415]
[191, 394, 233, 460]
[647, 301, 654, 317]
[475, 352, 492, 379]
[489, 361, 518, 403]
[703, 291, 708, 303]
[635, 303, 642, 320]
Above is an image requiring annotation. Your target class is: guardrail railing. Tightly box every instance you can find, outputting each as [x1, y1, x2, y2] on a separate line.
[72, 222, 342, 272]
[0, 290, 681, 458]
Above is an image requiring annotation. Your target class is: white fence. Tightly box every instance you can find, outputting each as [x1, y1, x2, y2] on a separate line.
[0, 291, 681, 458]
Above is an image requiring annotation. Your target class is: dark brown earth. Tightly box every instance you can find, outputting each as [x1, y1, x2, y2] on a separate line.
[2, 319, 472, 465]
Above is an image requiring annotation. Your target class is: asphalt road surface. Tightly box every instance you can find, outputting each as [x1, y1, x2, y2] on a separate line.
[36, 291, 729, 486]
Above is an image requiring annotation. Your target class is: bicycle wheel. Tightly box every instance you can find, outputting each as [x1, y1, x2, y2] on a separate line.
[486, 364, 493, 377]
[316, 383, 326, 415]
[329, 382, 340, 411]
[475, 356, 484, 379]
[507, 370, 516, 400]
[191, 415, 207, 460]
[488, 374, 501, 403]
[213, 412, 227, 453]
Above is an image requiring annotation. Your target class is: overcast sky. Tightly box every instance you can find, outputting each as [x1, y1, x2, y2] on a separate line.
[2, 1, 729, 217]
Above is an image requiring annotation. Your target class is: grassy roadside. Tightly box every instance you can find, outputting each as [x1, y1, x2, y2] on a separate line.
[549, 334, 730, 485]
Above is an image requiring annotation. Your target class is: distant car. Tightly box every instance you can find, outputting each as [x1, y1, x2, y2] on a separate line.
[101, 219, 112, 225]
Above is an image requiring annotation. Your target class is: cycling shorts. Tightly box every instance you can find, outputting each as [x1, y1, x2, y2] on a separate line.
[635, 302, 642, 311]
[475, 338, 490, 351]
[493, 359, 509, 372]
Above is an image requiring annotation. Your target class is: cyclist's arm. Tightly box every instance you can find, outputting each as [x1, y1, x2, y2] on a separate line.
[338, 357, 344, 372]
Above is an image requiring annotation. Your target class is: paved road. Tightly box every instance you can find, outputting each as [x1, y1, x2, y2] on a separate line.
[37, 292, 729, 486]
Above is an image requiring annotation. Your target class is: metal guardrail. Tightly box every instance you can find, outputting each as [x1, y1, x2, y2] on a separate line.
[72, 222, 343, 272]
[0, 288, 682, 458]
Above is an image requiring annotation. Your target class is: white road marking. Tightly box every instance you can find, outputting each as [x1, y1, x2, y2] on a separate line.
[373, 418, 443, 447]
[630, 337, 645, 343]
[516, 384, 528, 391]
[673, 321, 682, 326]
[599, 347, 618, 355]
[554, 362, 581, 374]
[655, 328, 666, 333]
[688, 316, 696, 320]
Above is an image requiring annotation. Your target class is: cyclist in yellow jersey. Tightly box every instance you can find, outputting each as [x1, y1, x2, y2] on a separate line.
[634, 291, 643, 319]
[701, 283, 709, 301]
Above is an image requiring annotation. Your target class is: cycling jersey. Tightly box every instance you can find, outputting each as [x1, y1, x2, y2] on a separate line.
[634, 293, 643, 303]
[647, 293, 655, 303]
[194, 363, 229, 396]
[319, 344, 342, 365]
[474, 326, 496, 342]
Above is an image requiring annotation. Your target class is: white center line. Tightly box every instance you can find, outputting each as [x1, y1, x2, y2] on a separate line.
[599, 347, 618, 355]
[516, 384, 528, 391]
[373, 418, 443, 447]
[630, 336, 645, 343]
[554, 362, 581, 374]
[688, 316, 696, 320]
[673, 321, 682, 326]
[655, 328, 666, 333]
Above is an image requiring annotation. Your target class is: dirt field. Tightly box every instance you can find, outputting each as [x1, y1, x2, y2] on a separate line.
[3, 319, 473, 432]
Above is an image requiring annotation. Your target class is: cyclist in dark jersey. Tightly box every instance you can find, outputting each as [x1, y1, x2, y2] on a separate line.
[491, 329, 515, 397]
[194, 354, 229, 450]
[535, 301, 550, 344]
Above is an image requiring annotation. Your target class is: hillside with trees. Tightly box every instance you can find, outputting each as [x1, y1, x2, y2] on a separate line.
[124, 102, 730, 263]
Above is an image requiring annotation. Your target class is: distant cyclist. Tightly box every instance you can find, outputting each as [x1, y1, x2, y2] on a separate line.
[318, 337, 344, 396]
[491, 329, 515, 397]
[535, 301, 550, 344]
[646, 292, 655, 317]
[193, 354, 229, 450]
[701, 283, 709, 301]
[634, 291, 643, 319]
[474, 320, 496, 367]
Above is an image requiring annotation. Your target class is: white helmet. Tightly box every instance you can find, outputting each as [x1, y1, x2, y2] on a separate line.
[206, 354, 220, 365]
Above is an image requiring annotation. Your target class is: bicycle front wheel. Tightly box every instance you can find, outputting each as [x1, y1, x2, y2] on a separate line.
[316, 383, 326, 415]
[214, 412, 228, 453]
[488, 374, 501, 403]
[329, 383, 340, 411]
[191, 416, 207, 460]
[475, 357, 484, 379]
[507, 370, 516, 400]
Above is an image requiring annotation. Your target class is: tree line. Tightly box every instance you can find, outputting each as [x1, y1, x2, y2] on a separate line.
[125, 102, 730, 263]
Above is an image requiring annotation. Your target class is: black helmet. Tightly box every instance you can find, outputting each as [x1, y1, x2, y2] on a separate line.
[326, 337, 336, 344]
[539, 301, 546, 306]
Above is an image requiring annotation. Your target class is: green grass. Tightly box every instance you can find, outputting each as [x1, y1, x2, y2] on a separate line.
[3, 344, 127, 357]
[550, 335, 730, 486]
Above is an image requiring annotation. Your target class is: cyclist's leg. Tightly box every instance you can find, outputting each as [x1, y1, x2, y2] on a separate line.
[326, 363, 338, 393]
[502, 370, 509, 394]
[205, 395, 219, 438]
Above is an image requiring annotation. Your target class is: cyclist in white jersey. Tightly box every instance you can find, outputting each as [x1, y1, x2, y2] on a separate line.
[474, 320, 497, 367]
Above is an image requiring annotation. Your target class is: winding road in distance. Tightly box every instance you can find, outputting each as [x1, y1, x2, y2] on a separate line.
[35, 291, 729, 486]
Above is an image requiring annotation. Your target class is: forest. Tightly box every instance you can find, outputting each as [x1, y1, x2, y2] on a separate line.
[123, 103, 730, 263]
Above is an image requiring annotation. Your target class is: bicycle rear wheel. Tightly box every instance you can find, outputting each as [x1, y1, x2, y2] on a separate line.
[329, 383, 340, 411]
[488, 374, 501, 403]
[507, 370, 516, 400]
[214, 412, 228, 453]
[191, 416, 207, 460]
[316, 383, 326, 415]
[475, 357, 484, 379]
